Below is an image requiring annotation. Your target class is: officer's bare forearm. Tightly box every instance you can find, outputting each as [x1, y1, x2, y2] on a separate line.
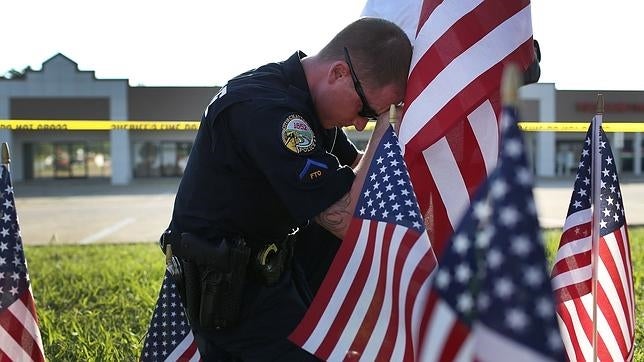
[315, 193, 352, 238]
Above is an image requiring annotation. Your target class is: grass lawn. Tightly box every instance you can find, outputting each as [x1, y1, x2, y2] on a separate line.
[24, 227, 644, 361]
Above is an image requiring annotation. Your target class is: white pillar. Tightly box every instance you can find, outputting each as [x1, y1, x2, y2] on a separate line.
[613, 132, 624, 173]
[110, 129, 131, 185]
[635, 132, 642, 176]
[109, 85, 130, 185]
[519, 83, 556, 177]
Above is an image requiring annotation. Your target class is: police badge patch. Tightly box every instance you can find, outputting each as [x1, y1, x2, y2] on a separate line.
[281, 114, 316, 154]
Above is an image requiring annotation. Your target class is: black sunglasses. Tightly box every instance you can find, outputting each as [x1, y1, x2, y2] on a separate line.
[343, 47, 379, 120]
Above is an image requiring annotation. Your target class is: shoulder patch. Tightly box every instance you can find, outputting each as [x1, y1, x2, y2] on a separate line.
[281, 114, 316, 154]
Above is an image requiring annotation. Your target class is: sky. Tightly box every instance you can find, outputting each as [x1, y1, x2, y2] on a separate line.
[1, 0, 642, 90]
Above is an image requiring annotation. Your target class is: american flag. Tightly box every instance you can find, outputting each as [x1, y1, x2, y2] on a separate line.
[418, 106, 564, 361]
[141, 268, 201, 362]
[550, 122, 635, 361]
[365, 0, 536, 256]
[290, 126, 437, 361]
[0, 164, 45, 362]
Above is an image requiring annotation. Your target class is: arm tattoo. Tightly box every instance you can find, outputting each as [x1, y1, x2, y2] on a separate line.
[315, 193, 352, 236]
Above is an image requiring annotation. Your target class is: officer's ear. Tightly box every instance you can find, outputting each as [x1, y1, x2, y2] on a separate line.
[328, 61, 350, 84]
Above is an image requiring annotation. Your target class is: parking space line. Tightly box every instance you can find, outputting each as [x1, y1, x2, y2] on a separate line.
[79, 217, 136, 244]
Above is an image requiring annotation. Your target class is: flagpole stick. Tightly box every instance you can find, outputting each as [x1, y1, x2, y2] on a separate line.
[1, 143, 10, 167]
[591, 93, 604, 362]
[501, 63, 521, 107]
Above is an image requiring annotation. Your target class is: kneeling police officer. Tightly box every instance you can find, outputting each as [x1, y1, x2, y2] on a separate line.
[162, 17, 412, 361]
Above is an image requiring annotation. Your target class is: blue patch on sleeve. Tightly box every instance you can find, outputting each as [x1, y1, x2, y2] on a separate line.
[298, 159, 329, 181]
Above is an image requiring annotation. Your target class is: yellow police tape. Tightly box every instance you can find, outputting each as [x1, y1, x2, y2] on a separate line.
[0, 120, 644, 132]
[0, 120, 200, 131]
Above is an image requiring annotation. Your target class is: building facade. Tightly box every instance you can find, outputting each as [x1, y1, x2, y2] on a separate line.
[0, 54, 642, 184]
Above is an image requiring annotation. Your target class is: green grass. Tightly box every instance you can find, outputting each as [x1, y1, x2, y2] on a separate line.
[23, 227, 644, 360]
[27, 243, 165, 361]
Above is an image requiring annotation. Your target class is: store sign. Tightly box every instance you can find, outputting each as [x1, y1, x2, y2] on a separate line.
[576, 102, 644, 113]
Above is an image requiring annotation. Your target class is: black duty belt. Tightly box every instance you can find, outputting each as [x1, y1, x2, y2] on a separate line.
[160, 230, 241, 269]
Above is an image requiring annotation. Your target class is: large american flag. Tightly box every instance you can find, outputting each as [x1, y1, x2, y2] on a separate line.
[550, 122, 635, 361]
[364, 0, 536, 256]
[290, 126, 437, 361]
[418, 106, 564, 361]
[141, 268, 201, 362]
[0, 164, 45, 361]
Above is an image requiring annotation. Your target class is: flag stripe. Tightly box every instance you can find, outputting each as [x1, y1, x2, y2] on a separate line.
[415, 0, 445, 38]
[400, 5, 532, 148]
[167, 333, 199, 362]
[344, 224, 394, 357]
[315, 220, 378, 360]
[559, 223, 592, 249]
[0, 324, 33, 362]
[467, 100, 500, 175]
[406, 146, 453, 252]
[593, 293, 627, 361]
[439, 314, 470, 361]
[552, 235, 591, 269]
[362, 226, 417, 360]
[418, 295, 458, 362]
[561, 210, 593, 236]
[409, 257, 434, 359]
[556, 304, 586, 362]
[375, 233, 435, 361]
[7, 293, 44, 362]
[551, 249, 591, 280]
[619, 226, 635, 334]
[551, 263, 592, 292]
[602, 230, 634, 339]
[575, 295, 611, 359]
[422, 138, 470, 242]
[293, 219, 368, 350]
[0, 299, 43, 362]
[326, 222, 393, 361]
[445, 119, 488, 198]
[596, 280, 629, 358]
[395, 247, 437, 362]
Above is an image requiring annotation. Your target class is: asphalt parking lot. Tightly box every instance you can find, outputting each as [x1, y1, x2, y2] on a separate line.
[12, 177, 644, 245]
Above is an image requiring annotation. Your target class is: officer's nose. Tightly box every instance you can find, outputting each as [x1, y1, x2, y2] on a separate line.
[352, 117, 369, 132]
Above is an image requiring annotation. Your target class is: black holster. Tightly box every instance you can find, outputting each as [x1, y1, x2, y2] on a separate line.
[161, 230, 250, 330]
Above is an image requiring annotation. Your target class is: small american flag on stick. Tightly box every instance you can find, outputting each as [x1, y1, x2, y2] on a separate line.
[290, 124, 436, 361]
[0, 146, 45, 362]
[551, 121, 635, 361]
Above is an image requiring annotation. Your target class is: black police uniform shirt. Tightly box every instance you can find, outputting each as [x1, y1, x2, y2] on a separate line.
[171, 51, 359, 245]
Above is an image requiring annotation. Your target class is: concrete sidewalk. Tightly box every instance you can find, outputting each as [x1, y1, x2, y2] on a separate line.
[11, 177, 644, 245]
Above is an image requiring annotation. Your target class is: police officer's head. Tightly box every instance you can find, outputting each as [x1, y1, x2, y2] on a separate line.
[305, 17, 412, 130]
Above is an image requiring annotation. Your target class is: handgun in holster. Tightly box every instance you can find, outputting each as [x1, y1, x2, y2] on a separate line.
[160, 230, 250, 330]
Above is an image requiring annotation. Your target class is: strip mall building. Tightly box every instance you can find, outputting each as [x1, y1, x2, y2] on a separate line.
[1, 54, 642, 184]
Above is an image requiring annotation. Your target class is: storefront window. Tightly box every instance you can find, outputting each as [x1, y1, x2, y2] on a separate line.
[30, 141, 110, 179]
[87, 141, 111, 177]
[34, 143, 55, 178]
[133, 142, 161, 177]
[134, 141, 191, 178]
